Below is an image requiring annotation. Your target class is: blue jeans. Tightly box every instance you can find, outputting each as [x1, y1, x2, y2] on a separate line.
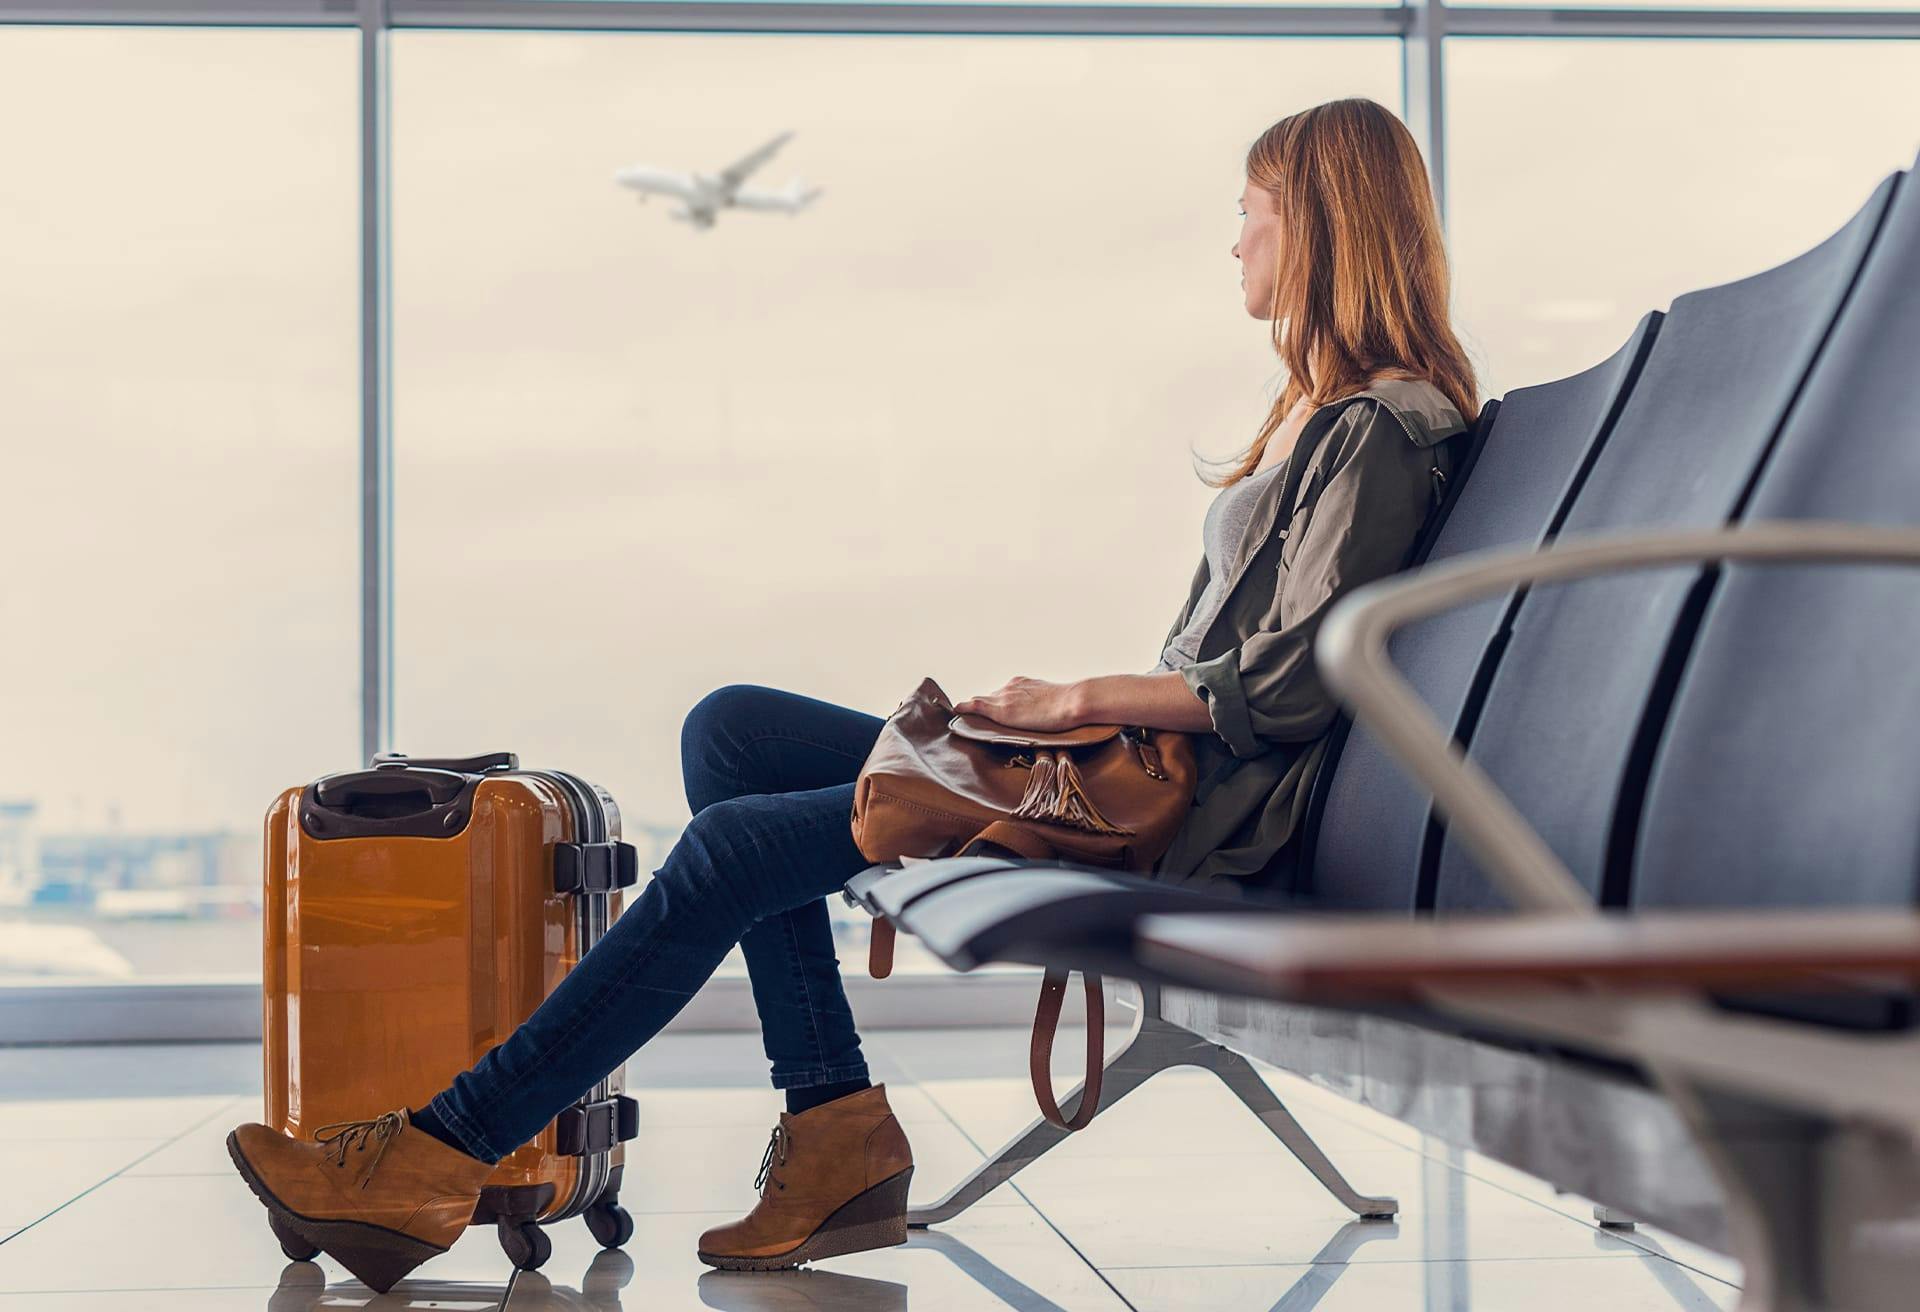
[426, 684, 885, 1164]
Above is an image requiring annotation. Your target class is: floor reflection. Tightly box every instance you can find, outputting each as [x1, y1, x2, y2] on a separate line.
[903, 1227, 1074, 1311]
[697, 1268, 910, 1311]
[1267, 1218, 1402, 1312]
[260, 1249, 633, 1311]
[506, 1249, 638, 1311]
[1602, 1232, 1734, 1312]
[265, 1260, 506, 1310]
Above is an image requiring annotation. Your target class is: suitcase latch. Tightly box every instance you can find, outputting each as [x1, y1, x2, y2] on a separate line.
[554, 841, 640, 894]
[556, 1094, 640, 1156]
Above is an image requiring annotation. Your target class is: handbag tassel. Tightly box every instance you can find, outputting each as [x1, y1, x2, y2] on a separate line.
[1009, 750, 1133, 836]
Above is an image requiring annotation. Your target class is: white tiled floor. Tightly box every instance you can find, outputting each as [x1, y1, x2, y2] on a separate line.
[0, 1028, 1741, 1310]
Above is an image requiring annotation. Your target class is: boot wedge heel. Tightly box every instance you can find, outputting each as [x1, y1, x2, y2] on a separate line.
[226, 1130, 452, 1294]
[287, 1213, 449, 1293]
[698, 1166, 914, 1272]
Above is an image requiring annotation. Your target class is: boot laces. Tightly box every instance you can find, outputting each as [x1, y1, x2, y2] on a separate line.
[312, 1110, 407, 1190]
[753, 1123, 791, 1194]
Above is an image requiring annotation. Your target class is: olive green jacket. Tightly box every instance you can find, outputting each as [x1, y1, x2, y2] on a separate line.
[1153, 377, 1469, 896]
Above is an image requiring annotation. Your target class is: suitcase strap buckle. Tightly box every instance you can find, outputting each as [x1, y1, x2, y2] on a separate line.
[556, 1095, 640, 1156]
[553, 842, 640, 895]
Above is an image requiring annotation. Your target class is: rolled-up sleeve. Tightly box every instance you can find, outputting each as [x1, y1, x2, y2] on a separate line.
[1177, 400, 1442, 758]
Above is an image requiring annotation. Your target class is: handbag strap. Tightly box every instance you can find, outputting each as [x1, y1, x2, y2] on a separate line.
[1032, 967, 1105, 1131]
[958, 822, 1112, 1129]
[870, 797, 1112, 1129]
[870, 821, 1059, 980]
[867, 918, 898, 980]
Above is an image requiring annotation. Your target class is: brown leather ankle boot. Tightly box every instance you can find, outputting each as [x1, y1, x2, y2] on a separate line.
[226, 1107, 496, 1293]
[697, 1083, 914, 1271]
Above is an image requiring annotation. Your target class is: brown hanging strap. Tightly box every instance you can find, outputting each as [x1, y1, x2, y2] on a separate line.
[1031, 967, 1105, 1131]
[874, 820, 1102, 1128]
[871, 823, 1054, 980]
[960, 822, 1108, 1128]
[867, 917, 898, 980]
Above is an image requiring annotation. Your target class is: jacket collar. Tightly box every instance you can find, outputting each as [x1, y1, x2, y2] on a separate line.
[1188, 376, 1468, 640]
[1336, 377, 1468, 448]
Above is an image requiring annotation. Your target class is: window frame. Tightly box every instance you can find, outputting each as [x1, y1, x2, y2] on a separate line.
[3, 0, 1915, 1040]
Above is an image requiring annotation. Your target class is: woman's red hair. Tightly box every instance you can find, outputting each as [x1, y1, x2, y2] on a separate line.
[1206, 98, 1479, 488]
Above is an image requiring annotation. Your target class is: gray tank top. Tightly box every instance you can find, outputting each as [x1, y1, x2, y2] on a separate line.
[1154, 460, 1287, 672]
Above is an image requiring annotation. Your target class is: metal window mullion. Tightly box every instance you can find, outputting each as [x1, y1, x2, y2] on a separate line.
[1445, 7, 1920, 38]
[0, 0, 352, 23]
[387, 1, 1920, 38]
[8, 1, 1920, 38]
[1403, 0, 1448, 230]
[359, 0, 394, 766]
[0, 0, 1409, 34]
[391, 1, 1408, 34]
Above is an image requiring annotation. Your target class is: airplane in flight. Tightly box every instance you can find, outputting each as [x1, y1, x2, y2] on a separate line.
[613, 131, 824, 230]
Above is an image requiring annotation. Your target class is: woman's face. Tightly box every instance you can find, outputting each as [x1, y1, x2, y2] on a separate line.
[1232, 181, 1281, 321]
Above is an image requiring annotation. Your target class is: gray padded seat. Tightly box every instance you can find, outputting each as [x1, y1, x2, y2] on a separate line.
[1306, 318, 1657, 911]
[842, 856, 1269, 977]
[1634, 170, 1920, 917]
[1436, 173, 1902, 911]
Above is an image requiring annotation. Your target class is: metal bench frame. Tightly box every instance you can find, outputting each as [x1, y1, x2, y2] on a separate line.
[903, 976, 1399, 1228]
[1313, 521, 1920, 1312]
[858, 523, 1920, 1312]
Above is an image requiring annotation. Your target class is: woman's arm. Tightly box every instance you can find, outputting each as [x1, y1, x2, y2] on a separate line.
[959, 399, 1443, 753]
[954, 671, 1212, 733]
[1173, 400, 1443, 757]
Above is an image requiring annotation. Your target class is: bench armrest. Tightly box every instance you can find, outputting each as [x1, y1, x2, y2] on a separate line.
[1316, 521, 1920, 915]
[1134, 908, 1920, 1001]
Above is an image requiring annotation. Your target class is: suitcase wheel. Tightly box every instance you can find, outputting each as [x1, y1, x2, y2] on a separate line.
[269, 1212, 321, 1263]
[584, 1200, 634, 1250]
[498, 1219, 552, 1272]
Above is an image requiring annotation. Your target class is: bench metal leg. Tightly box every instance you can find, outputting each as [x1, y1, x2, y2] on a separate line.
[1658, 1069, 1920, 1312]
[909, 980, 1398, 1227]
[1209, 1037, 1398, 1219]
[906, 977, 1161, 1227]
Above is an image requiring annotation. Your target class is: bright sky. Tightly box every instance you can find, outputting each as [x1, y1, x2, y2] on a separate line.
[1, 27, 1915, 838]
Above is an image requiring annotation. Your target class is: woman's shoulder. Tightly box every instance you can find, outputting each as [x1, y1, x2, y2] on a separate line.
[1331, 374, 1468, 448]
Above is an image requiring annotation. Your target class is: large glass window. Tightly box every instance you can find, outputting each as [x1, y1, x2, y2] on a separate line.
[12, 8, 1918, 1001]
[391, 32, 1401, 971]
[1447, 39, 1920, 396]
[0, 29, 359, 983]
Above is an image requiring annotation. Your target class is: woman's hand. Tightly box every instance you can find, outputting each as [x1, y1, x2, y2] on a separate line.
[954, 677, 1087, 732]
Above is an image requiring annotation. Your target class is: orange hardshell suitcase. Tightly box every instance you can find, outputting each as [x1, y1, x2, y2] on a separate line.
[262, 751, 640, 1272]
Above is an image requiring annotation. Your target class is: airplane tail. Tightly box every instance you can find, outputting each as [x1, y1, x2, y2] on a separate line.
[789, 177, 826, 209]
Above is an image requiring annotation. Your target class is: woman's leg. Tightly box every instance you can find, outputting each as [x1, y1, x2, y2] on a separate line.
[678, 684, 887, 1097]
[425, 780, 873, 1163]
[680, 684, 886, 814]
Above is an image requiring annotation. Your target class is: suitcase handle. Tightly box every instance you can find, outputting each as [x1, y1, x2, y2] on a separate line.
[371, 751, 519, 774]
[314, 767, 468, 816]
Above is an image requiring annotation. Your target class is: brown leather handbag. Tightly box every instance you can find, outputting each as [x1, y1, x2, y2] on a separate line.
[851, 676, 1197, 1130]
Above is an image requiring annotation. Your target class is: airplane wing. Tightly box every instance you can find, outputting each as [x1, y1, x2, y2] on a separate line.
[731, 189, 796, 213]
[716, 131, 794, 194]
[733, 184, 824, 214]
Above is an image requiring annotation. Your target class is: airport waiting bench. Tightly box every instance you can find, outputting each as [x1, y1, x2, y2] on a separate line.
[844, 151, 1920, 1312]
